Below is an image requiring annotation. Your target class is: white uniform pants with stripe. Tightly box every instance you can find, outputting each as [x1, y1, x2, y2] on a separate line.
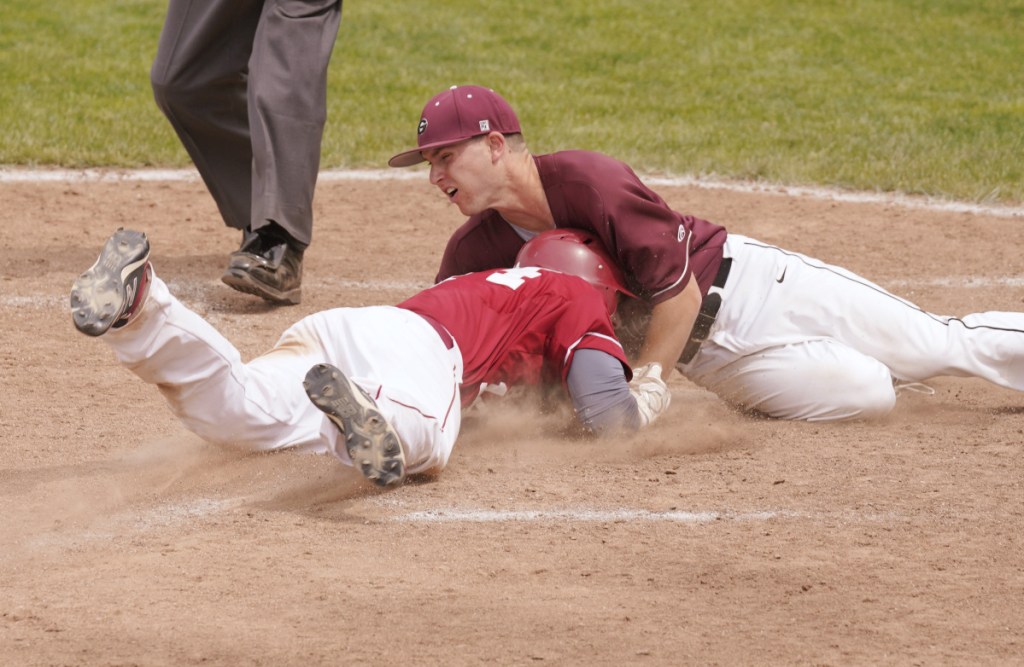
[102, 275, 463, 474]
[680, 234, 1024, 421]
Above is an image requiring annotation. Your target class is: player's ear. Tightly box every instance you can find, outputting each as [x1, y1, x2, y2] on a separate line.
[486, 131, 507, 161]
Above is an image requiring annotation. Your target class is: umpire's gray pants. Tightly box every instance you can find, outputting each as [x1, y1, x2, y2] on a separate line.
[150, 0, 342, 247]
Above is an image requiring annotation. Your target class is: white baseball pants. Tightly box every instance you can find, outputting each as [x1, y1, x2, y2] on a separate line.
[102, 275, 463, 474]
[681, 234, 1024, 421]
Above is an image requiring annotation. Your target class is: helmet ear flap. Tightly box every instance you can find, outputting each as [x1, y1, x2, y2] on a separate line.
[514, 229, 635, 315]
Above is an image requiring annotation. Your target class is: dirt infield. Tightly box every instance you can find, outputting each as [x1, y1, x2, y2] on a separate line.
[2, 173, 1022, 665]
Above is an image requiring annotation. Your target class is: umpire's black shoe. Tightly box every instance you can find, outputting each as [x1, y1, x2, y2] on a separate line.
[303, 363, 407, 488]
[221, 225, 303, 305]
[71, 228, 152, 336]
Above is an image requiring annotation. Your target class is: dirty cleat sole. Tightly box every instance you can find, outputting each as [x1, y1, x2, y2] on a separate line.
[303, 363, 406, 487]
[70, 229, 151, 336]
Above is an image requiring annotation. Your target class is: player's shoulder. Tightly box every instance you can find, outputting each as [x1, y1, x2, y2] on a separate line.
[541, 150, 635, 180]
[438, 210, 521, 281]
[509, 266, 606, 303]
[444, 210, 523, 258]
[537, 151, 643, 207]
[446, 209, 504, 243]
[455, 267, 610, 323]
[465, 266, 586, 291]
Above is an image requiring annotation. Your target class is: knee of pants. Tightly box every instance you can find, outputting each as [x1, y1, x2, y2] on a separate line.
[813, 364, 897, 421]
[151, 71, 244, 116]
[746, 368, 895, 422]
[150, 77, 190, 115]
[700, 345, 897, 422]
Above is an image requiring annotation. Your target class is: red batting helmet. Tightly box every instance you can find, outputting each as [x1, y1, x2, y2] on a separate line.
[514, 229, 636, 315]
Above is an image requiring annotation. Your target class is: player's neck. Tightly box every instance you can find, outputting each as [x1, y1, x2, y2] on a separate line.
[493, 153, 554, 232]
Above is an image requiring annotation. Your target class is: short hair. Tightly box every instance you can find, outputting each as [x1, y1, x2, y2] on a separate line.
[503, 132, 527, 152]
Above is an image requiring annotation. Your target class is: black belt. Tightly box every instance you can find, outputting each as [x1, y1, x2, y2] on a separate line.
[679, 257, 732, 364]
[417, 312, 454, 350]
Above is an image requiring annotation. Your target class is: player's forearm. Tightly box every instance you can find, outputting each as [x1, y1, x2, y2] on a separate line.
[567, 350, 672, 434]
[636, 278, 702, 375]
[566, 349, 642, 434]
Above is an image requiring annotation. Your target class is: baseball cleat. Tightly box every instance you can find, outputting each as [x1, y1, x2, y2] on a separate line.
[70, 228, 152, 337]
[221, 226, 303, 305]
[303, 363, 406, 487]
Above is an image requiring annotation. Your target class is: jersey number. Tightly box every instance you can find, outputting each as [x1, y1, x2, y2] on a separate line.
[486, 267, 544, 290]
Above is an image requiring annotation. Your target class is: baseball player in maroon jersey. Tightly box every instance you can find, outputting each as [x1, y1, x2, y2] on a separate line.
[389, 85, 1024, 421]
[70, 228, 669, 487]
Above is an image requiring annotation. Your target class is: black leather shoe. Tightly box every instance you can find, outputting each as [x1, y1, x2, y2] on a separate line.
[221, 226, 303, 305]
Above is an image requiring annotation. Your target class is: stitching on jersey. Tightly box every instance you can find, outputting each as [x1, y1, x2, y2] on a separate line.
[652, 229, 693, 299]
[563, 332, 625, 368]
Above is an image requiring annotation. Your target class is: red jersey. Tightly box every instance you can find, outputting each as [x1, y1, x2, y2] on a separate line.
[398, 267, 630, 406]
[436, 150, 728, 304]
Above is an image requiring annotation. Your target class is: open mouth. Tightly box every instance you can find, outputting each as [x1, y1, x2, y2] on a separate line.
[445, 187, 458, 200]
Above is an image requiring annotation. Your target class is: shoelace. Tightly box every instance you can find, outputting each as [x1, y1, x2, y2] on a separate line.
[893, 380, 936, 396]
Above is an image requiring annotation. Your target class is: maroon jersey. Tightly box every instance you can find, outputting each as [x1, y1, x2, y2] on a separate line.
[398, 267, 630, 406]
[436, 150, 728, 304]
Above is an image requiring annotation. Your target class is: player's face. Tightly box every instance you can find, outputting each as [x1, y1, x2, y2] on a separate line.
[423, 135, 501, 216]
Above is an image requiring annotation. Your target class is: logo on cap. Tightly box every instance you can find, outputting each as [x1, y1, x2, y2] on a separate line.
[389, 85, 523, 168]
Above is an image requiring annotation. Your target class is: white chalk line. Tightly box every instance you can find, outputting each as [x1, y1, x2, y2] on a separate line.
[2, 274, 1020, 311]
[390, 508, 796, 524]
[0, 277, 431, 310]
[134, 500, 806, 526]
[887, 276, 1024, 288]
[2, 166, 1022, 218]
[0, 167, 418, 183]
[106, 499, 901, 529]
[642, 175, 1024, 218]
[12, 501, 817, 552]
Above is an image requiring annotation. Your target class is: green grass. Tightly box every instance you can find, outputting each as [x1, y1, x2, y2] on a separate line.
[1, 0, 1022, 203]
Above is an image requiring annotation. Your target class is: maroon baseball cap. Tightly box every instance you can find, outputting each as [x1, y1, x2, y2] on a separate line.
[388, 85, 521, 168]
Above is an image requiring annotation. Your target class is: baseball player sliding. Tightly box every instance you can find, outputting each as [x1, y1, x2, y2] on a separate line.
[70, 228, 669, 487]
[390, 85, 1024, 421]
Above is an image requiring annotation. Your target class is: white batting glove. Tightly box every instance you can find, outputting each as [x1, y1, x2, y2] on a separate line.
[464, 380, 511, 414]
[628, 362, 671, 427]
